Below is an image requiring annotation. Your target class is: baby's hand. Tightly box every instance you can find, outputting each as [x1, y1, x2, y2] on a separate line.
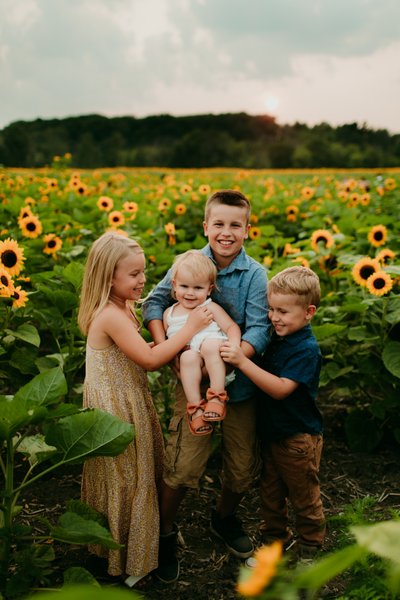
[220, 342, 244, 367]
[187, 305, 213, 331]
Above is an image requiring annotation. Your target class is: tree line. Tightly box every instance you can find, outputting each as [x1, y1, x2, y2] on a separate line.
[0, 112, 399, 169]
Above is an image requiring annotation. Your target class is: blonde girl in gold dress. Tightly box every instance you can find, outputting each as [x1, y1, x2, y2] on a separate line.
[77, 232, 212, 583]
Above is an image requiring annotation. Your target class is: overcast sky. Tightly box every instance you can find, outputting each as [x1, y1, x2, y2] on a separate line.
[1, 0, 400, 133]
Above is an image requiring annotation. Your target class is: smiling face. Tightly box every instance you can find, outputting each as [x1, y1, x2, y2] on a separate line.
[110, 251, 146, 303]
[203, 204, 249, 268]
[268, 292, 316, 337]
[172, 264, 213, 309]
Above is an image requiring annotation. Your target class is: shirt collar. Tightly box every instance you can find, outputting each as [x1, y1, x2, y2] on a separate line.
[273, 324, 313, 346]
[203, 244, 249, 273]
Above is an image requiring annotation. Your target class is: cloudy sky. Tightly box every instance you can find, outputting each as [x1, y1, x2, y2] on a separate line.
[2, 0, 400, 133]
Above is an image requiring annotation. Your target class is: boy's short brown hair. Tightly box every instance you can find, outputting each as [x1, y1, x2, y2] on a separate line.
[268, 266, 321, 307]
[204, 189, 251, 223]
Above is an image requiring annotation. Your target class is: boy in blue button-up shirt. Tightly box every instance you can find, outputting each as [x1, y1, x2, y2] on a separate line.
[221, 266, 326, 560]
[142, 190, 268, 581]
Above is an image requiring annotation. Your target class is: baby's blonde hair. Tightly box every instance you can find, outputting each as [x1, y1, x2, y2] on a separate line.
[268, 266, 321, 307]
[171, 250, 217, 287]
[78, 232, 143, 335]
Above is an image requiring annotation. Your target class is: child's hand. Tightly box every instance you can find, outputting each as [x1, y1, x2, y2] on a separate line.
[186, 305, 213, 331]
[220, 342, 245, 367]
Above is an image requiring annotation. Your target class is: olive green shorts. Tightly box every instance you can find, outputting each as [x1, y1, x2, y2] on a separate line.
[163, 383, 260, 493]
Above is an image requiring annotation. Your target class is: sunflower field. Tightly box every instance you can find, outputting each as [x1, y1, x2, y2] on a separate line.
[1, 163, 400, 454]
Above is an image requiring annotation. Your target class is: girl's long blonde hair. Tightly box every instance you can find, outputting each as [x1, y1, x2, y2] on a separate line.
[78, 232, 143, 335]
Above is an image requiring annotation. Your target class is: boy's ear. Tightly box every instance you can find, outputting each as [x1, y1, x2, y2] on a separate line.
[306, 305, 317, 319]
[203, 220, 208, 237]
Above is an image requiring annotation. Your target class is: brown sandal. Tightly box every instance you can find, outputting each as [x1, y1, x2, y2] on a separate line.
[203, 389, 228, 422]
[187, 400, 213, 436]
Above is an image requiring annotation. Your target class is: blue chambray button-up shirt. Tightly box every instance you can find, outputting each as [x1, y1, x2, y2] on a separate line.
[142, 244, 269, 402]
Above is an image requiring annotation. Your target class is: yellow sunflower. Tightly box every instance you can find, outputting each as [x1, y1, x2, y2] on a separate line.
[108, 211, 125, 227]
[352, 257, 381, 287]
[249, 227, 262, 241]
[164, 222, 176, 236]
[359, 193, 371, 206]
[97, 196, 114, 212]
[198, 184, 211, 195]
[301, 186, 315, 200]
[11, 285, 29, 309]
[263, 256, 272, 267]
[384, 177, 396, 191]
[376, 248, 395, 264]
[237, 541, 282, 597]
[175, 203, 187, 216]
[285, 205, 299, 222]
[0, 266, 15, 297]
[19, 214, 43, 239]
[18, 206, 33, 222]
[158, 198, 171, 212]
[310, 229, 334, 252]
[180, 184, 192, 194]
[43, 234, 63, 255]
[366, 271, 393, 297]
[123, 201, 138, 213]
[292, 256, 310, 268]
[368, 225, 387, 247]
[0, 238, 25, 276]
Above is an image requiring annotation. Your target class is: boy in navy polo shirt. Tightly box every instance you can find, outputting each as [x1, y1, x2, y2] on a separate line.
[220, 266, 325, 559]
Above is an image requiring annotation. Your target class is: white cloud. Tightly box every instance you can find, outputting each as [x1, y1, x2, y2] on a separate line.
[1, 0, 399, 133]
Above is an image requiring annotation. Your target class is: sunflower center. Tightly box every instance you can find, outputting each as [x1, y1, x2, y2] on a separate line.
[27, 222, 36, 231]
[2, 250, 17, 268]
[48, 240, 57, 248]
[374, 232, 383, 241]
[1, 275, 9, 286]
[373, 278, 385, 289]
[316, 236, 328, 246]
[13, 290, 20, 299]
[360, 266, 375, 280]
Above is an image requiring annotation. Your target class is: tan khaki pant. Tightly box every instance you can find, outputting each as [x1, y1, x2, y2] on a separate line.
[259, 433, 326, 547]
[164, 383, 260, 494]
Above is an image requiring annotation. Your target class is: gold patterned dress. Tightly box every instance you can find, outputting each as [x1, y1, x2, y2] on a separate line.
[81, 343, 165, 578]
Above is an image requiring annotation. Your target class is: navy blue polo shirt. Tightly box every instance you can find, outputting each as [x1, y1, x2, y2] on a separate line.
[257, 324, 323, 442]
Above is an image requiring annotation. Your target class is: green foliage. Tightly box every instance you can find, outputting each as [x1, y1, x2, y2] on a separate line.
[0, 368, 134, 598]
[0, 114, 399, 168]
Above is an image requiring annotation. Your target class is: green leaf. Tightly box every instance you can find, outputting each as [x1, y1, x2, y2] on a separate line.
[16, 433, 57, 466]
[14, 366, 67, 407]
[63, 262, 84, 291]
[347, 326, 379, 342]
[66, 499, 109, 529]
[23, 584, 142, 600]
[382, 341, 400, 378]
[0, 395, 48, 439]
[6, 323, 40, 347]
[45, 409, 134, 463]
[352, 521, 400, 564]
[312, 324, 347, 341]
[51, 512, 122, 548]
[36, 284, 78, 314]
[295, 544, 366, 589]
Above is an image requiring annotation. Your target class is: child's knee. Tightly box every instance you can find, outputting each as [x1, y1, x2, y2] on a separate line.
[200, 338, 223, 358]
[180, 349, 200, 368]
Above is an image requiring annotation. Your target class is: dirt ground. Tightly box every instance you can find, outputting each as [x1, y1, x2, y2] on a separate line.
[21, 402, 400, 600]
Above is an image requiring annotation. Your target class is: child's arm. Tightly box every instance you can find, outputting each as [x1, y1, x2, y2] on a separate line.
[209, 302, 241, 345]
[100, 304, 212, 371]
[220, 342, 298, 400]
[142, 271, 173, 344]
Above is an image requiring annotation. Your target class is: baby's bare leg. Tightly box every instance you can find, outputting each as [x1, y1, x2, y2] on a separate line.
[180, 349, 203, 407]
[200, 338, 226, 391]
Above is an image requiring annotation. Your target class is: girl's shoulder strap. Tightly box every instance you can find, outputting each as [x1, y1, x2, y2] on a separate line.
[199, 298, 212, 308]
